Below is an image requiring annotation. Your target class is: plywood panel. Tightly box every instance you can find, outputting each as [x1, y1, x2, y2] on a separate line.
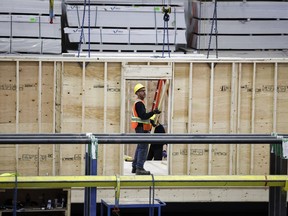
[191, 63, 210, 133]
[18, 62, 39, 132]
[106, 63, 121, 132]
[213, 64, 231, 132]
[211, 64, 232, 174]
[61, 62, 83, 175]
[17, 144, 39, 176]
[83, 62, 105, 132]
[238, 63, 253, 174]
[103, 63, 121, 175]
[277, 63, 288, 133]
[41, 62, 55, 133]
[189, 144, 208, 175]
[38, 144, 54, 176]
[239, 63, 253, 133]
[254, 63, 274, 133]
[237, 144, 251, 175]
[0, 145, 16, 173]
[0, 61, 16, 132]
[253, 63, 274, 175]
[252, 144, 269, 175]
[16, 62, 40, 175]
[189, 63, 210, 175]
[171, 63, 190, 174]
[171, 143, 188, 175]
[173, 63, 189, 128]
[0, 61, 55, 175]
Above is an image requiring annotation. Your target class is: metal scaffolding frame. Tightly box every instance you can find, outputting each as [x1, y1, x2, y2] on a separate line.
[0, 133, 287, 216]
[0, 133, 286, 144]
[0, 175, 287, 188]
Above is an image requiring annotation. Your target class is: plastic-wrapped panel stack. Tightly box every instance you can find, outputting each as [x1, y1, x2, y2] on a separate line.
[0, 0, 62, 54]
[187, 1, 288, 51]
[64, 0, 187, 53]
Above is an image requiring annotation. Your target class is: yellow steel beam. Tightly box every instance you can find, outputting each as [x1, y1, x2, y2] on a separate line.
[0, 175, 287, 189]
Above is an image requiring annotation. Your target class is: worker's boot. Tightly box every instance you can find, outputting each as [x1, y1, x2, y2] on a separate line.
[136, 167, 150, 175]
[131, 166, 136, 174]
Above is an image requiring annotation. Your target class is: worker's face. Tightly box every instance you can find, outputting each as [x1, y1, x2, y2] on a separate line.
[137, 88, 146, 100]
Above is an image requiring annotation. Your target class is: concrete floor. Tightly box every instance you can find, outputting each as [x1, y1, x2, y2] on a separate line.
[123, 160, 168, 176]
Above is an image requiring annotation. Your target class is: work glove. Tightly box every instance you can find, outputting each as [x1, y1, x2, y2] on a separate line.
[153, 108, 161, 114]
[162, 150, 167, 158]
[150, 114, 157, 127]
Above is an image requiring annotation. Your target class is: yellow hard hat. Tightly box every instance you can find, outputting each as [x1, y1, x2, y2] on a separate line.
[134, 83, 145, 94]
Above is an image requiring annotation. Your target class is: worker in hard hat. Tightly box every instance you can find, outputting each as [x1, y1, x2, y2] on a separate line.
[131, 83, 161, 175]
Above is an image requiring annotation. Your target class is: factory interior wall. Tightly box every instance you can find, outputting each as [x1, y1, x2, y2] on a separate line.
[0, 57, 287, 203]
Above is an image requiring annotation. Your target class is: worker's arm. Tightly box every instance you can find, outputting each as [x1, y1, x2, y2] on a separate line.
[135, 101, 154, 120]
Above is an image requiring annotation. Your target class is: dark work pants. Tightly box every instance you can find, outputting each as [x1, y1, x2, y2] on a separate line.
[132, 127, 149, 169]
[147, 145, 163, 160]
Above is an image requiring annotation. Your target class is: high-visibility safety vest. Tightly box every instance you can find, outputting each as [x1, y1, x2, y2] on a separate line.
[131, 99, 152, 131]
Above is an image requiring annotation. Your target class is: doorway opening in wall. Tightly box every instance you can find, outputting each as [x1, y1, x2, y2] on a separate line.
[123, 80, 169, 175]
[120, 63, 173, 176]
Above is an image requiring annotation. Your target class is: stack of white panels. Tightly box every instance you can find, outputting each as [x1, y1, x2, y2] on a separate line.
[66, 5, 186, 28]
[12, 15, 40, 37]
[130, 29, 186, 44]
[192, 1, 288, 19]
[0, 0, 62, 54]
[11, 15, 61, 38]
[65, 28, 186, 44]
[0, 39, 61, 54]
[40, 16, 62, 38]
[64, 1, 187, 52]
[0, 15, 61, 38]
[0, 0, 62, 15]
[0, 15, 11, 37]
[0, 38, 10, 53]
[11, 39, 61, 54]
[188, 1, 288, 50]
[64, 0, 185, 6]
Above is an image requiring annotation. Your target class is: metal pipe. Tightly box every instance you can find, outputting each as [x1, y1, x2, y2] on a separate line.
[0, 135, 283, 141]
[0, 175, 287, 189]
[0, 133, 283, 136]
[0, 137, 285, 144]
[14, 139, 284, 144]
[0, 136, 279, 140]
